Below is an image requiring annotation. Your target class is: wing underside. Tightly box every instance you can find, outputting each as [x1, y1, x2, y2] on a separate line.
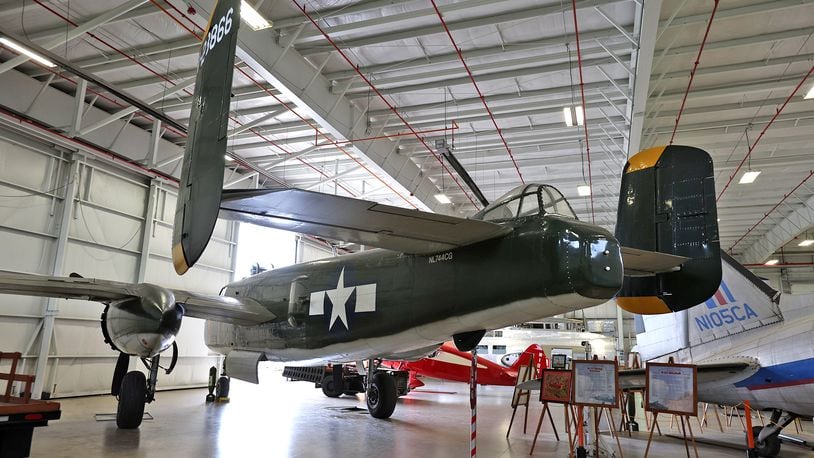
[220, 188, 511, 254]
[0, 273, 274, 326]
[619, 358, 759, 390]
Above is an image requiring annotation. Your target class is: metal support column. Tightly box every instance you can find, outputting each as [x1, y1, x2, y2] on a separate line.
[616, 305, 625, 363]
[31, 152, 79, 399]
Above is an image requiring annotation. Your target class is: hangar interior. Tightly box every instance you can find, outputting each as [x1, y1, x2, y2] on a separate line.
[0, 0, 812, 456]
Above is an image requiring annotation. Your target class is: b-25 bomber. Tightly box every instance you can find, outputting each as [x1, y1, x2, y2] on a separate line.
[0, 0, 721, 428]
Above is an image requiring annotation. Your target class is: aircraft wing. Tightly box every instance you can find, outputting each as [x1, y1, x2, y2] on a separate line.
[219, 188, 511, 255]
[0, 273, 274, 326]
[619, 357, 760, 390]
[621, 247, 689, 277]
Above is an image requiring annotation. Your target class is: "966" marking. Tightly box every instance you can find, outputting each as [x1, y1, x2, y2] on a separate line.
[199, 7, 234, 67]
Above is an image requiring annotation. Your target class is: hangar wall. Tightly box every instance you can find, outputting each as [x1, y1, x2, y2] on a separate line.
[0, 129, 235, 398]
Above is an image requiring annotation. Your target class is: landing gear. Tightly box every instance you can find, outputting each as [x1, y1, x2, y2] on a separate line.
[215, 375, 231, 402]
[113, 347, 178, 429]
[750, 409, 797, 457]
[752, 426, 781, 457]
[206, 367, 217, 403]
[116, 371, 146, 429]
[366, 372, 397, 419]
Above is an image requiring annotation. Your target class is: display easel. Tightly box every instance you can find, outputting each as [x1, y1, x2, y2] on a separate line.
[643, 361, 699, 458]
[507, 359, 537, 437]
[571, 359, 623, 458]
[530, 368, 574, 455]
[643, 411, 699, 457]
[593, 406, 624, 458]
[529, 401, 560, 454]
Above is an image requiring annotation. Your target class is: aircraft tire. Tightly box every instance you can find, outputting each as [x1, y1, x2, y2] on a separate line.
[751, 426, 781, 457]
[216, 376, 230, 399]
[116, 371, 146, 429]
[366, 372, 397, 419]
[321, 375, 343, 398]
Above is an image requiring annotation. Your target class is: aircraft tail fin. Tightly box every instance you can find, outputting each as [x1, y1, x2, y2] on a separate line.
[615, 145, 721, 314]
[509, 344, 547, 374]
[172, 0, 240, 274]
[635, 252, 782, 360]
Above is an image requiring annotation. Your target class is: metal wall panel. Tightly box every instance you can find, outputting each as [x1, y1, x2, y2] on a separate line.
[0, 133, 233, 398]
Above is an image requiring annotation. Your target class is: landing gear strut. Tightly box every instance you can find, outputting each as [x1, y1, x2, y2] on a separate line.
[114, 343, 179, 429]
[751, 409, 797, 457]
[115, 354, 160, 429]
[365, 359, 397, 419]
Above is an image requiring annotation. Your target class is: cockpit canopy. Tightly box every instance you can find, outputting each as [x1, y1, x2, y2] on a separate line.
[472, 184, 577, 222]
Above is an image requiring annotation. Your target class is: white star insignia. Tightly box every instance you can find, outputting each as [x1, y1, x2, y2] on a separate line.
[326, 267, 354, 331]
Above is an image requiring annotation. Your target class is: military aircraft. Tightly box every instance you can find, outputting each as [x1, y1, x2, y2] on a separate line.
[0, 0, 721, 428]
[624, 252, 814, 457]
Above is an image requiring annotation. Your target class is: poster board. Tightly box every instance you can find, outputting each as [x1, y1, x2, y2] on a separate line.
[551, 354, 568, 369]
[511, 361, 536, 407]
[540, 369, 572, 404]
[572, 359, 618, 408]
[645, 362, 698, 416]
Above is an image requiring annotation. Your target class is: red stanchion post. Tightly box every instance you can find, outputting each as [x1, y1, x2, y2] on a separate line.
[470, 347, 477, 457]
[745, 400, 758, 458]
[576, 406, 587, 458]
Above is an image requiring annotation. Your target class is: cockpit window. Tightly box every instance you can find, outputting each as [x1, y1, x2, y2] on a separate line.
[473, 184, 577, 221]
[480, 196, 520, 221]
[517, 193, 541, 217]
[540, 185, 577, 219]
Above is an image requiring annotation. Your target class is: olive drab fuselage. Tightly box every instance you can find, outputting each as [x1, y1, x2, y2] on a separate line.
[204, 213, 623, 364]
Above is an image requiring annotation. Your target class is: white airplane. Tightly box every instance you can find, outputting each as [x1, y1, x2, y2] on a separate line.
[477, 323, 617, 366]
[630, 252, 814, 457]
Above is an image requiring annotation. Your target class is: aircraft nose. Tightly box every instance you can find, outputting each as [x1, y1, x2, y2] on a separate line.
[560, 224, 623, 299]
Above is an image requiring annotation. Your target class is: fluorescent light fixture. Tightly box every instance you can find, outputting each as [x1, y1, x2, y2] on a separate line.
[434, 193, 451, 204]
[798, 239, 814, 247]
[764, 259, 779, 266]
[562, 106, 585, 127]
[563, 107, 574, 127]
[577, 185, 591, 196]
[738, 170, 761, 184]
[0, 37, 55, 67]
[241, 1, 272, 31]
[805, 85, 814, 100]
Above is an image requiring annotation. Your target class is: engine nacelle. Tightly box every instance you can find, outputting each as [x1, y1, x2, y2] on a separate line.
[101, 284, 183, 357]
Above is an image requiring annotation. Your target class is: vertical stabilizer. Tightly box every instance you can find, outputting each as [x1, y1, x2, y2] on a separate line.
[172, 0, 241, 274]
[636, 253, 782, 360]
[614, 145, 721, 313]
[688, 252, 781, 345]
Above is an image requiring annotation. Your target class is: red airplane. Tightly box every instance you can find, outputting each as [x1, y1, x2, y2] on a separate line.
[384, 343, 547, 389]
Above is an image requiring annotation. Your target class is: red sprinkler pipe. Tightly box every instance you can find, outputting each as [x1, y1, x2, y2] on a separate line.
[34, 0, 355, 195]
[429, 0, 524, 185]
[728, 169, 814, 252]
[571, 0, 595, 224]
[716, 66, 814, 202]
[33, 1, 384, 202]
[154, 1, 426, 209]
[293, 0, 480, 208]
[669, 0, 719, 146]
[343, 123, 459, 143]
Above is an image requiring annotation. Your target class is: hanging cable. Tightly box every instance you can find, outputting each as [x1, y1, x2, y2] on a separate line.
[716, 66, 814, 202]
[669, 0, 720, 145]
[429, 0, 524, 184]
[570, 0, 594, 224]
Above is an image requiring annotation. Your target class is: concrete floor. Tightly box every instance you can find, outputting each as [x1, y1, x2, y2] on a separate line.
[29, 367, 814, 457]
